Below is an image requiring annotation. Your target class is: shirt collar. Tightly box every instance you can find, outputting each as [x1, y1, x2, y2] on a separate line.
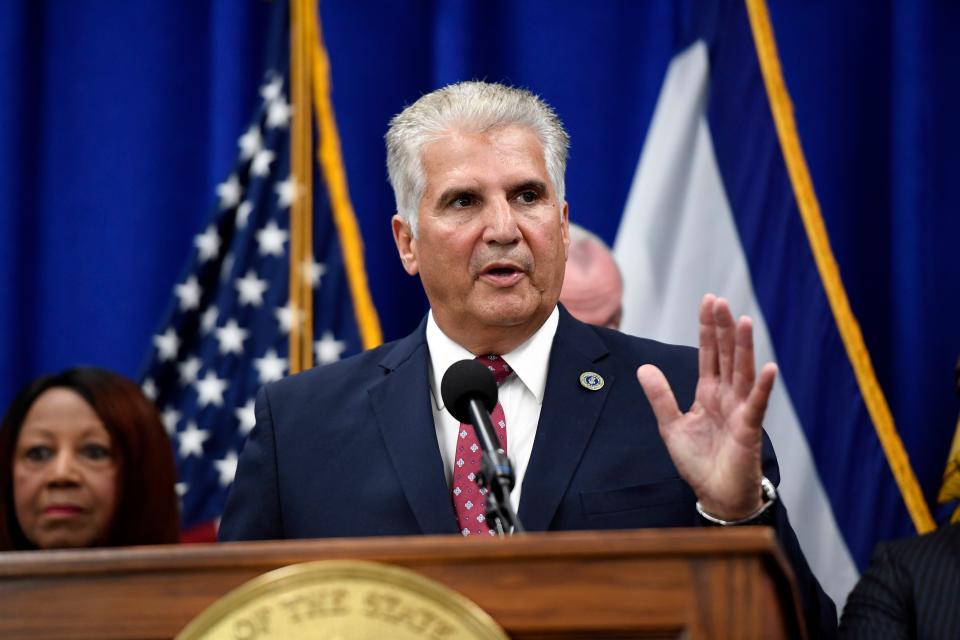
[426, 306, 559, 410]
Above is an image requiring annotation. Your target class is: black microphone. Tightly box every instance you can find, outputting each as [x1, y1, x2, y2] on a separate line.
[441, 359, 523, 534]
[441, 359, 503, 464]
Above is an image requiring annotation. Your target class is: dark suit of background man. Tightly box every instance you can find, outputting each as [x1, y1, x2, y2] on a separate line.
[220, 81, 836, 636]
[839, 357, 960, 639]
[839, 521, 960, 639]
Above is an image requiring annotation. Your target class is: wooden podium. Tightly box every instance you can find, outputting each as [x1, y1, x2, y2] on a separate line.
[0, 528, 804, 639]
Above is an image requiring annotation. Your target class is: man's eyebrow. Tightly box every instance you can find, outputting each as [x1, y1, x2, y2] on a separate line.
[509, 180, 548, 195]
[434, 186, 478, 207]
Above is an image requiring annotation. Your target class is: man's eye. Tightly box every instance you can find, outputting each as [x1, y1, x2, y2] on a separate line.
[24, 446, 53, 462]
[516, 190, 539, 204]
[451, 195, 475, 209]
[80, 444, 112, 461]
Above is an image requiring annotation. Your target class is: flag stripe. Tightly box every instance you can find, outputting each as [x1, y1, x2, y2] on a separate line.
[309, 2, 383, 351]
[744, 0, 934, 534]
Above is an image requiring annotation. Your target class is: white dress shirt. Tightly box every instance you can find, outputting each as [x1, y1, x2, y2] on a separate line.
[426, 307, 559, 514]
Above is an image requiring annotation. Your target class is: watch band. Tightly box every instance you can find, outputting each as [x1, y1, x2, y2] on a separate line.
[696, 476, 778, 526]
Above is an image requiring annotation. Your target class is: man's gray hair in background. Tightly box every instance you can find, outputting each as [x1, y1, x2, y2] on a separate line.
[385, 81, 570, 237]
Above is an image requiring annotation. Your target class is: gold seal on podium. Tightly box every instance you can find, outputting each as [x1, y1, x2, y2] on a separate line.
[176, 560, 508, 640]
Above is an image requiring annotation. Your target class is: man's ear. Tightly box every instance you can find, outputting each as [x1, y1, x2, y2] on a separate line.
[392, 214, 419, 276]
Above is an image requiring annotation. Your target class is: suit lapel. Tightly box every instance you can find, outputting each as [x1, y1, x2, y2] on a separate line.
[368, 320, 458, 535]
[518, 307, 614, 531]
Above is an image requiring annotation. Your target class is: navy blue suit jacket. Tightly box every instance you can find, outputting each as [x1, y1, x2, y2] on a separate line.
[221, 306, 836, 636]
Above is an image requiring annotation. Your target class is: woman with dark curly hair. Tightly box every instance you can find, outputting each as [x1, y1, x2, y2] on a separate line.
[0, 367, 179, 550]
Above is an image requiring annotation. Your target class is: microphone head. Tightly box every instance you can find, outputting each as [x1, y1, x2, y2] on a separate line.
[441, 359, 499, 423]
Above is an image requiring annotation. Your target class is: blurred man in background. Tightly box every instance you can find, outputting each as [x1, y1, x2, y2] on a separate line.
[559, 223, 623, 329]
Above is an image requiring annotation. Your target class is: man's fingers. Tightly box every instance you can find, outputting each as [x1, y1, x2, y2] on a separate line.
[713, 298, 736, 385]
[732, 316, 756, 399]
[698, 294, 719, 384]
[743, 362, 777, 428]
[637, 364, 682, 430]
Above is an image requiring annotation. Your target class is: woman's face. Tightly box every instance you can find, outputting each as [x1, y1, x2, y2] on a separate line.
[13, 388, 118, 549]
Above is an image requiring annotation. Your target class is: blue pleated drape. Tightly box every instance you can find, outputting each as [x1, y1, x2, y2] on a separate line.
[1, 0, 958, 526]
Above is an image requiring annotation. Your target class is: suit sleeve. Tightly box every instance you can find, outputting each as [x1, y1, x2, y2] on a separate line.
[218, 385, 284, 541]
[839, 543, 913, 639]
[753, 432, 840, 637]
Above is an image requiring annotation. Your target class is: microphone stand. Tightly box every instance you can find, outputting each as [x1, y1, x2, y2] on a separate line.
[464, 398, 524, 535]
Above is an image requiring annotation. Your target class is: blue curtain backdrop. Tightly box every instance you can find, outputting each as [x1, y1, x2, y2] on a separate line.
[2, 0, 958, 532]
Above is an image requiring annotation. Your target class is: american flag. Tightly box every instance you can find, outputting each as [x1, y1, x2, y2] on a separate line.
[140, 21, 368, 536]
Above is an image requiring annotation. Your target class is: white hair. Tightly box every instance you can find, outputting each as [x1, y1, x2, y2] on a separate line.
[568, 221, 608, 250]
[385, 81, 570, 237]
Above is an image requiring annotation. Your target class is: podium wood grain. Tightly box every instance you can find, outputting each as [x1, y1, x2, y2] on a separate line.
[0, 528, 804, 639]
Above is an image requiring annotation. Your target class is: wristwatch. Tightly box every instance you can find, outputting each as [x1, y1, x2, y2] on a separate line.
[696, 477, 778, 527]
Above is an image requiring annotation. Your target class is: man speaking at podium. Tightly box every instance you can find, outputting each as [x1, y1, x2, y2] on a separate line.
[220, 81, 836, 635]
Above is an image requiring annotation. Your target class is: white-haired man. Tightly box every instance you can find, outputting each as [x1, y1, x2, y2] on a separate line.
[222, 81, 836, 636]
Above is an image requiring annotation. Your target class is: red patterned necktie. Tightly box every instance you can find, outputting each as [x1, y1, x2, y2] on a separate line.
[452, 354, 512, 536]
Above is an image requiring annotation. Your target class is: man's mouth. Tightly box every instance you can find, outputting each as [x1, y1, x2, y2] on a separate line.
[479, 263, 525, 286]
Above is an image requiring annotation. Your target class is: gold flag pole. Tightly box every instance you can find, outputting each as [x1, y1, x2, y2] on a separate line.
[288, 0, 315, 373]
[306, 0, 383, 349]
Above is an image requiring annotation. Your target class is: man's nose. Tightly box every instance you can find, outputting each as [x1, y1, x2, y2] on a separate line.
[482, 197, 521, 244]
